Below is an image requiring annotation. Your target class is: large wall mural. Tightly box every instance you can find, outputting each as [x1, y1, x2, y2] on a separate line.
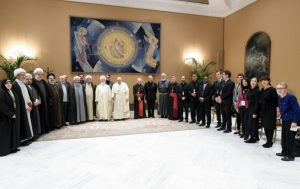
[70, 16, 161, 73]
[245, 32, 271, 79]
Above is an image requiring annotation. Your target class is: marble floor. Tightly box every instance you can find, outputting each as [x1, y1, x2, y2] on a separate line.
[0, 121, 300, 189]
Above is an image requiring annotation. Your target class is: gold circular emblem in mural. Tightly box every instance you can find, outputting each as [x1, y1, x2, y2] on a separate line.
[98, 28, 136, 67]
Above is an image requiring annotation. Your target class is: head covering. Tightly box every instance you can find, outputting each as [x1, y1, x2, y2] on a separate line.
[1, 79, 11, 90]
[73, 76, 80, 81]
[85, 75, 92, 80]
[33, 68, 44, 75]
[13, 68, 26, 77]
[25, 73, 33, 79]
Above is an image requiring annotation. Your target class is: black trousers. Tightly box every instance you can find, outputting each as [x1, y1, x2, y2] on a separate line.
[281, 121, 296, 158]
[147, 99, 155, 117]
[178, 99, 189, 121]
[239, 107, 248, 135]
[190, 99, 200, 122]
[221, 103, 232, 131]
[236, 110, 241, 130]
[214, 102, 222, 126]
[200, 102, 211, 126]
[62, 102, 69, 124]
[264, 128, 274, 144]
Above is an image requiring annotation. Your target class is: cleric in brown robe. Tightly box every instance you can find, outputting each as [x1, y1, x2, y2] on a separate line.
[47, 73, 63, 129]
[168, 76, 179, 120]
[133, 78, 146, 119]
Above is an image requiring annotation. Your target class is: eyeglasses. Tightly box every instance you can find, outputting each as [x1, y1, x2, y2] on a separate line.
[276, 88, 285, 90]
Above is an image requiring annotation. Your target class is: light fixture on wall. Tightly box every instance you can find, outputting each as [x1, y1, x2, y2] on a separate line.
[3, 43, 36, 59]
[183, 49, 203, 65]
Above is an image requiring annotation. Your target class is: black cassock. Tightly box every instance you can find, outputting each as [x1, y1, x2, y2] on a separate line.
[12, 81, 33, 142]
[144, 81, 157, 118]
[27, 85, 42, 139]
[168, 82, 179, 120]
[197, 83, 213, 126]
[32, 79, 52, 133]
[260, 87, 278, 130]
[0, 88, 19, 156]
[68, 84, 88, 124]
[133, 84, 146, 119]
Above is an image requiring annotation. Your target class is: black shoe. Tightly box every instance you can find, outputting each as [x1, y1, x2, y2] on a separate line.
[21, 140, 32, 146]
[199, 123, 205, 126]
[276, 152, 286, 157]
[234, 131, 240, 134]
[223, 130, 231, 133]
[281, 156, 295, 161]
[10, 149, 20, 153]
[189, 121, 195, 124]
[217, 127, 225, 131]
[206, 125, 210, 128]
[215, 125, 221, 128]
[185, 119, 188, 123]
[179, 119, 183, 122]
[245, 138, 258, 143]
[262, 142, 273, 148]
[240, 134, 245, 138]
[196, 122, 200, 124]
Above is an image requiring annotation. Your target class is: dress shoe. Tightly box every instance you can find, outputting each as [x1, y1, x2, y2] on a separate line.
[206, 125, 210, 128]
[189, 121, 195, 124]
[240, 134, 245, 138]
[281, 156, 295, 161]
[245, 138, 259, 143]
[10, 149, 20, 153]
[223, 130, 232, 133]
[276, 152, 286, 157]
[21, 140, 32, 146]
[217, 127, 225, 131]
[199, 123, 205, 126]
[196, 122, 200, 124]
[233, 131, 240, 134]
[178, 119, 183, 122]
[262, 142, 273, 148]
[215, 125, 221, 128]
[185, 119, 188, 123]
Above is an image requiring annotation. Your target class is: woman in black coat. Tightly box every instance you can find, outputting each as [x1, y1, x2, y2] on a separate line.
[260, 76, 279, 148]
[0, 79, 19, 156]
[245, 77, 260, 143]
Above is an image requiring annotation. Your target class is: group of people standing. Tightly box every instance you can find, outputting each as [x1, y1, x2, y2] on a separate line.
[1, 68, 299, 161]
[0, 68, 131, 156]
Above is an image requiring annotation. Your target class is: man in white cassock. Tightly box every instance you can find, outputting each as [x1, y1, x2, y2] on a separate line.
[112, 77, 130, 120]
[95, 75, 112, 121]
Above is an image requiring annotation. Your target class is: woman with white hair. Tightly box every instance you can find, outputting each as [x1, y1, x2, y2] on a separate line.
[95, 75, 112, 120]
[276, 82, 300, 161]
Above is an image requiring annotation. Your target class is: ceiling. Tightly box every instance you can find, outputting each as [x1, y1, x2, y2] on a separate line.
[65, 0, 257, 17]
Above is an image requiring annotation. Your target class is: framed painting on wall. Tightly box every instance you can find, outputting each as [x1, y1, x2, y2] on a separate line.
[245, 32, 271, 79]
[70, 16, 161, 73]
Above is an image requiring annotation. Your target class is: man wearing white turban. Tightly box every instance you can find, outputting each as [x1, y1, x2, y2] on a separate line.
[84, 75, 96, 121]
[12, 68, 34, 146]
[95, 75, 112, 120]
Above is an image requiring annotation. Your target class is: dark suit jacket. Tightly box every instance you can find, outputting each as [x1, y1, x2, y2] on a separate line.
[220, 79, 235, 105]
[144, 81, 157, 101]
[197, 83, 213, 104]
[176, 82, 189, 100]
[213, 79, 225, 98]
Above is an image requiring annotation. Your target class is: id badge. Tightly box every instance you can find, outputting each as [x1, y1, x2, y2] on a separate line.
[241, 100, 246, 106]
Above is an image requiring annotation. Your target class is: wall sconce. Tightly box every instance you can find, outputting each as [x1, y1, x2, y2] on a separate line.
[184, 57, 203, 65]
[3, 43, 36, 59]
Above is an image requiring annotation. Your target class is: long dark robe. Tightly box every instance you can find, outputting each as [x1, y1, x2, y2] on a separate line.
[168, 82, 179, 120]
[0, 89, 19, 156]
[47, 83, 63, 128]
[133, 84, 146, 119]
[260, 87, 278, 130]
[12, 81, 33, 142]
[27, 85, 42, 139]
[246, 86, 260, 137]
[158, 80, 169, 117]
[32, 79, 52, 133]
[68, 83, 88, 124]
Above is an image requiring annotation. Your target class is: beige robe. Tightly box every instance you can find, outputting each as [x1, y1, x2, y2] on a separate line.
[112, 82, 130, 119]
[95, 83, 112, 120]
[85, 83, 94, 121]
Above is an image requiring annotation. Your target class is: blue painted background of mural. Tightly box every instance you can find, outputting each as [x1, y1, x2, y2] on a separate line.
[70, 16, 161, 73]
